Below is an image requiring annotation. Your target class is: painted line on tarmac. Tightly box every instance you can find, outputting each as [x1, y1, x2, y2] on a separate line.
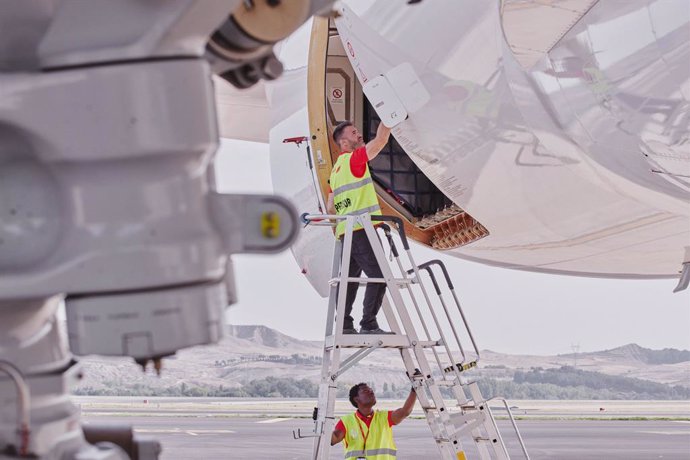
[256, 418, 293, 424]
[134, 429, 236, 435]
[637, 431, 690, 436]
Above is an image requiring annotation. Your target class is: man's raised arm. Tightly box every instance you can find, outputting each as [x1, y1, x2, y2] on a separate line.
[365, 122, 391, 160]
[390, 388, 416, 425]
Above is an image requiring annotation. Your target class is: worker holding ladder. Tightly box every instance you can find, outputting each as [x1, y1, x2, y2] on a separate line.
[330, 383, 417, 459]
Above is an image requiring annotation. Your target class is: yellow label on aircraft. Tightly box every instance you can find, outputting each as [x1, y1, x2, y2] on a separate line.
[261, 212, 280, 239]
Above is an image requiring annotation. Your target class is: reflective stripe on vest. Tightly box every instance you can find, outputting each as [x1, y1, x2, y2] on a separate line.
[332, 176, 374, 196]
[344, 448, 398, 458]
[340, 411, 396, 459]
[329, 152, 382, 238]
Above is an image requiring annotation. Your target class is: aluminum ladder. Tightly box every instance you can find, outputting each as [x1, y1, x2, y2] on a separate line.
[294, 213, 529, 460]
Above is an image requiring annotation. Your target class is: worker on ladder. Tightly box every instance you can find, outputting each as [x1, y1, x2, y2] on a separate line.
[330, 383, 416, 459]
[326, 120, 392, 335]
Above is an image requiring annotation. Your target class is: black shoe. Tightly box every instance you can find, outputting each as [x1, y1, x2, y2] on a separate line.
[360, 327, 394, 335]
[343, 327, 359, 334]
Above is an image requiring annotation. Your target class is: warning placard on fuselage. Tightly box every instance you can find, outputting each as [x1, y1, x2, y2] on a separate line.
[363, 75, 408, 128]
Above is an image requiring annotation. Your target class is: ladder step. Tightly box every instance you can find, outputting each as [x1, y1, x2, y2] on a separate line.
[435, 379, 461, 387]
[421, 405, 437, 411]
[328, 277, 415, 286]
[325, 334, 410, 349]
[474, 436, 501, 445]
[324, 335, 442, 350]
[460, 404, 481, 411]
[433, 437, 451, 443]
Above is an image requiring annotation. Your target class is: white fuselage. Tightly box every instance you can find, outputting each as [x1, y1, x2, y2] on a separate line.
[268, 0, 689, 290]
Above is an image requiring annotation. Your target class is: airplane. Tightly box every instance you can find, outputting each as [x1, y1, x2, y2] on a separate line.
[213, 4, 690, 453]
[217, 0, 690, 297]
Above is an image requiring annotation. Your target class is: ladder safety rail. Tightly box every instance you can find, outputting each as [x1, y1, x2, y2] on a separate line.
[490, 398, 531, 460]
[419, 259, 455, 289]
[370, 215, 410, 249]
[374, 219, 477, 417]
[300, 212, 339, 227]
[404, 250, 469, 387]
[411, 260, 482, 363]
[375, 219, 473, 401]
[381, 225, 400, 259]
[379, 225, 449, 374]
[410, 264, 468, 365]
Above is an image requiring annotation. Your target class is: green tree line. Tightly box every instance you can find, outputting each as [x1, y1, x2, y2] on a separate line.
[73, 367, 690, 399]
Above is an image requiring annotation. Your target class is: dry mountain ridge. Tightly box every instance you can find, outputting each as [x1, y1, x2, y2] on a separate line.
[74, 325, 690, 394]
[561, 343, 690, 365]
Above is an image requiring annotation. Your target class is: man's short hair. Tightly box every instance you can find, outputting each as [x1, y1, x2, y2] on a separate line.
[349, 382, 367, 408]
[333, 121, 353, 145]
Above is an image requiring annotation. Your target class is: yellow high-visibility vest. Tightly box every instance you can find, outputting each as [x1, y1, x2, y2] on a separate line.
[340, 411, 396, 459]
[329, 151, 381, 238]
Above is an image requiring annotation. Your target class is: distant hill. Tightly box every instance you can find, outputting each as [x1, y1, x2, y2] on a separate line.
[226, 324, 321, 350]
[73, 325, 690, 399]
[565, 343, 690, 365]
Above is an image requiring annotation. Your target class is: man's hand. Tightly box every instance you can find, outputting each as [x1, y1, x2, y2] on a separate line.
[390, 387, 416, 425]
[365, 122, 392, 161]
[331, 428, 345, 446]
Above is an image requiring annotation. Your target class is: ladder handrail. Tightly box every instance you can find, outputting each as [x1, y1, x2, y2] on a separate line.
[395, 236, 469, 388]
[489, 397, 531, 460]
[411, 260, 481, 363]
[301, 213, 411, 250]
[370, 215, 410, 249]
[380, 226, 447, 374]
[416, 266, 469, 365]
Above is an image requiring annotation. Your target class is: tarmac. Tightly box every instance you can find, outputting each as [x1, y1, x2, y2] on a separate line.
[78, 397, 690, 459]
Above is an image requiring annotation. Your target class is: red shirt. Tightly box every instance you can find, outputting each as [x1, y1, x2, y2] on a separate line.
[334, 410, 395, 435]
[327, 146, 369, 195]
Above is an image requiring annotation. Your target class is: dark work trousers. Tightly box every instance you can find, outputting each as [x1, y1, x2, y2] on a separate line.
[340, 229, 387, 330]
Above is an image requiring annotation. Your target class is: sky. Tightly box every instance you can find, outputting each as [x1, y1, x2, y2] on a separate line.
[215, 139, 690, 356]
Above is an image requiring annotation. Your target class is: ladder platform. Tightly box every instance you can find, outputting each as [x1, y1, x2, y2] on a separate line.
[328, 277, 415, 286]
[325, 334, 441, 349]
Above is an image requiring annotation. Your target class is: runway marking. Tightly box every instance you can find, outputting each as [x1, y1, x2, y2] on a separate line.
[672, 421, 690, 424]
[256, 418, 292, 424]
[638, 431, 690, 436]
[134, 429, 236, 435]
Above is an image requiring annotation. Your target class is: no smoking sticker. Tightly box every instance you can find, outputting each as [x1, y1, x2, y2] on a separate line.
[329, 87, 344, 104]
